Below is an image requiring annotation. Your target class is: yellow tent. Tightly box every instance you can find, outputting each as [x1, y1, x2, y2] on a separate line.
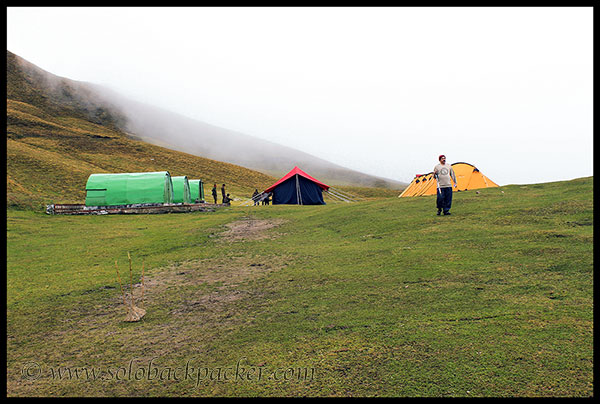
[399, 162, 498, 197]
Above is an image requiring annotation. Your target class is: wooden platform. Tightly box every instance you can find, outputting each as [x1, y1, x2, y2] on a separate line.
[45, 202, 229, 215]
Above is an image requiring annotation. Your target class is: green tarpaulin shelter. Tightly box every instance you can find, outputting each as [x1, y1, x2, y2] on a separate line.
[188, 179, 204, 203]
[172, 176, 191, 204]
[85, 171, 174, 206]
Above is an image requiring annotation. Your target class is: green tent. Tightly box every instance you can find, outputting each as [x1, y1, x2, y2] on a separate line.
[188, 179, 204, 203]
[85, 171, 174, 206]
[171, 176, 191, 204]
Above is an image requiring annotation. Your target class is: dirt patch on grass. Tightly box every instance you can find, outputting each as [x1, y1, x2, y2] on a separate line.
[98, 254, 291, 322]
[219, 217, 287, 242]
[151, 255, 289, 315]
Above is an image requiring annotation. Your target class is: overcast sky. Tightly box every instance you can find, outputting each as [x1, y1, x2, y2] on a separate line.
[7, 7, 593, 185]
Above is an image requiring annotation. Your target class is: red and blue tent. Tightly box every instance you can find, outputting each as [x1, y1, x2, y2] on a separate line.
[263, 166, 329, 205]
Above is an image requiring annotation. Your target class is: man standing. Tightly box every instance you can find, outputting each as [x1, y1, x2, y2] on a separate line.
[252, 189, 259, 206]
[221, 184, 226, 204]
[433, 155, 457, 216]
[212, 183, 218, 204]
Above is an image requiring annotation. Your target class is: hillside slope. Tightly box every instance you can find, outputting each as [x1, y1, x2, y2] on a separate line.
[7, 52, 278, 210]
[7, 50, 406, 189]
[101, 93, 406, 188]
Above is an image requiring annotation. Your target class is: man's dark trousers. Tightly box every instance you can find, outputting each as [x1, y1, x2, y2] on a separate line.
[437, 187, 453, 213]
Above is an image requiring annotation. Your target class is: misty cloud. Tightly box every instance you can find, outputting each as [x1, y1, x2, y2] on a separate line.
[7, 7, 593, 185]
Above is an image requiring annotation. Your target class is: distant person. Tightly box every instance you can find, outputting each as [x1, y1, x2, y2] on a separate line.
[433, 155, 457, 216]
[252, 189, 259, 206]
[211, 183, 218, 204]
[264, 193, 271, 206]
[224, 193, 233, 204]
[221, 184, 226, 204]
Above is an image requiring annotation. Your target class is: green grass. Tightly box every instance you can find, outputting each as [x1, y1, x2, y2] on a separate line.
[6, 177, 593, 397]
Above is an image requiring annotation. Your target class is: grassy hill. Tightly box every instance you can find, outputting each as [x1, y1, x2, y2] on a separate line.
[6, 50, 406, 193]
[6, 51, 400, 210]
[6, 51, 280, 209]
[102, 92, 408, 189]
[6, 99, 277, 209]
[6, 177, 593, 396]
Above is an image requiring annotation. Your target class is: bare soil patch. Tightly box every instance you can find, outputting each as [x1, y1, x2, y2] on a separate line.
[154, 255, 289, 315]
[219, 217, 287, 242]
[97, 254, 291, 322]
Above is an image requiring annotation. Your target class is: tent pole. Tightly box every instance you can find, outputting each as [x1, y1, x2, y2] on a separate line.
[296, 174, 303, 205]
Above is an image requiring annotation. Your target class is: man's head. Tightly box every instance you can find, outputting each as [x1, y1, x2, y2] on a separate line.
[439, 155, 446, 164]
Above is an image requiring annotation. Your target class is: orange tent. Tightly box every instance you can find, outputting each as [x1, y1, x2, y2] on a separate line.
[399, 162, 498, 197]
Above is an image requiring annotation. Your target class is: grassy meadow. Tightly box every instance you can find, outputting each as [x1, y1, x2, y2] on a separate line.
[6, 176, 593, 397]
